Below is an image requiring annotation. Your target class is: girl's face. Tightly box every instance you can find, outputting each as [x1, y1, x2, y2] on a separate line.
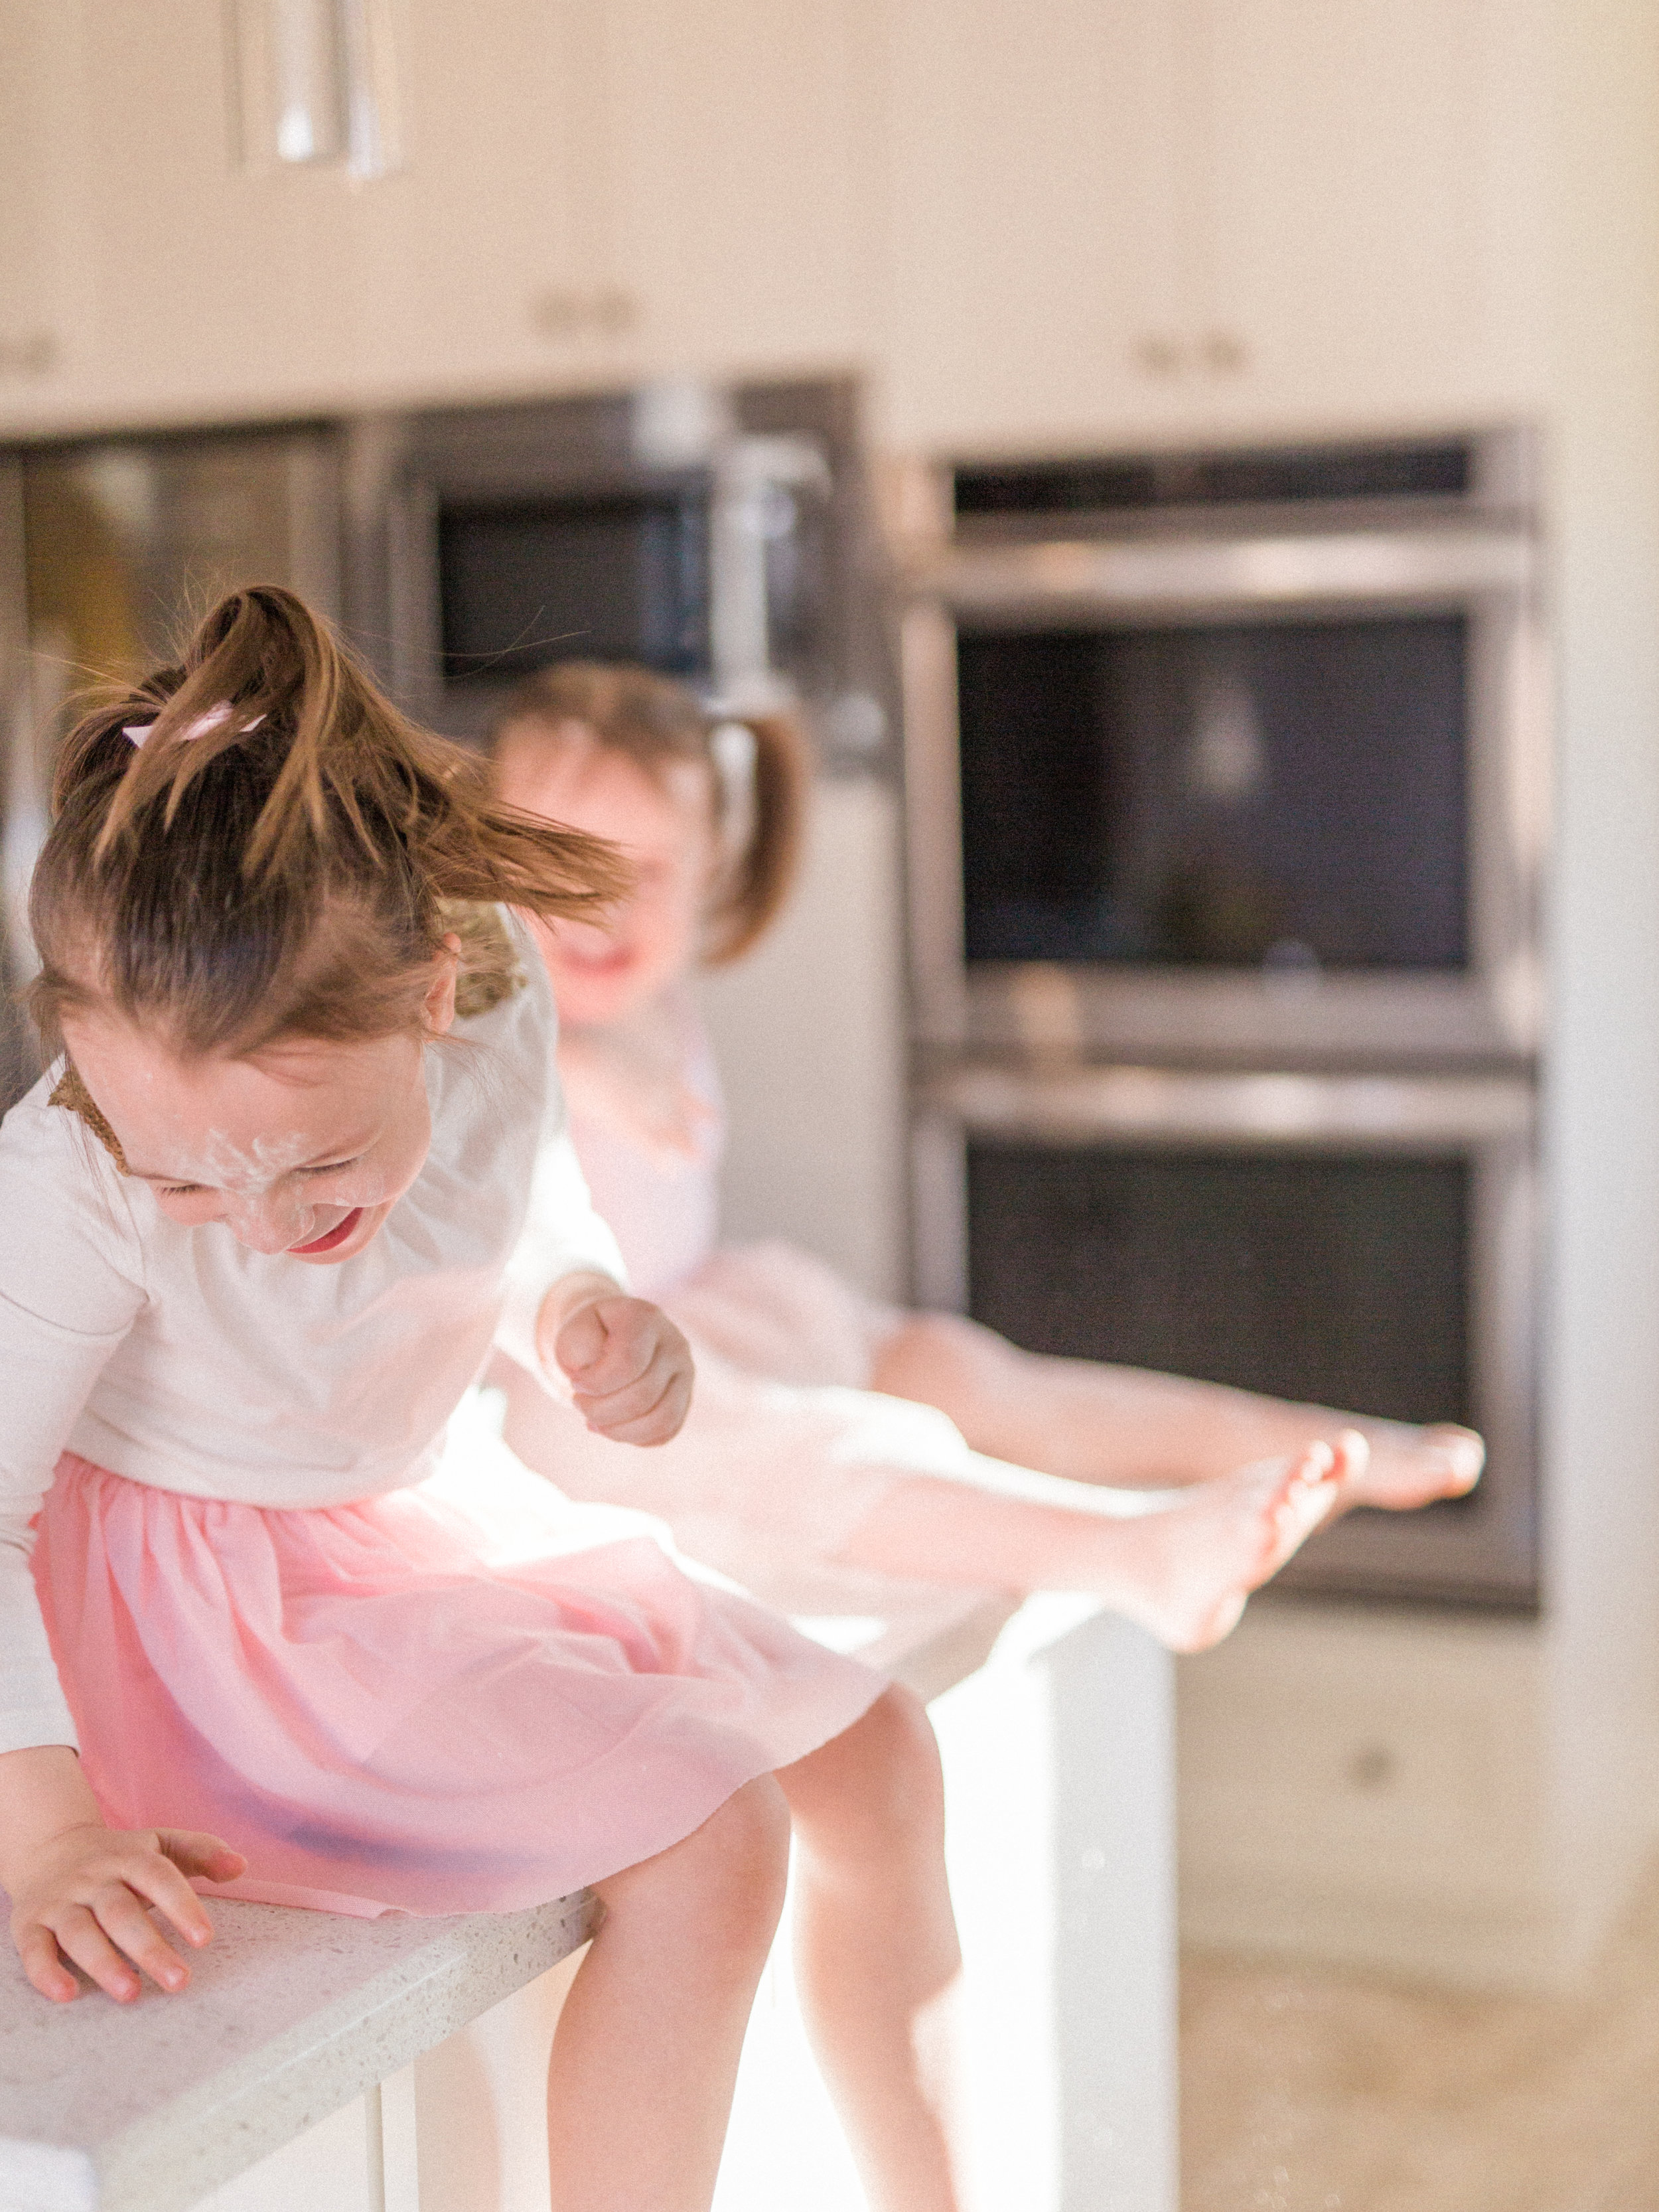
[60, 956, 457, 1265]
[494, 722, 719, 1027]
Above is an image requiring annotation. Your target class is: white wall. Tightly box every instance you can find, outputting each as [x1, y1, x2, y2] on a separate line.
[1538, 0, 1659, 1938]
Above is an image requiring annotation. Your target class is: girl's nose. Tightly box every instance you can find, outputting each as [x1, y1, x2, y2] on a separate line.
[224, 1189, 313, 1255]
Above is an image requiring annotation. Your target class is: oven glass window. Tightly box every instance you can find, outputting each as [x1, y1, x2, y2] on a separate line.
[957, 614, 1467, 969]
[966, 1142, 1472, 1426]
[437, 491, 709, 684]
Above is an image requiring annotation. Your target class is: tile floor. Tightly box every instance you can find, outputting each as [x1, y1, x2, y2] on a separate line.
[1181, 1865, 1659, 2212]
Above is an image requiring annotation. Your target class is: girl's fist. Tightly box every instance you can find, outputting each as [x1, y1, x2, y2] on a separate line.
[547, 1289, 693, 1445]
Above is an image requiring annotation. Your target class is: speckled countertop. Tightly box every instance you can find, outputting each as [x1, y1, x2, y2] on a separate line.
[0, 1888, 599, 2212]
[0, 1592, 1015, 2212]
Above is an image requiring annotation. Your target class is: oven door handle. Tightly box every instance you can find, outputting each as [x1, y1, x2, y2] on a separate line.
[907, 526, 1534, 618]
[916, 1062, 1536, 1149]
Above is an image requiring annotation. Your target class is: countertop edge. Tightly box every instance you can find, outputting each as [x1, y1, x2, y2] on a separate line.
[94, 1890, 599, 2212]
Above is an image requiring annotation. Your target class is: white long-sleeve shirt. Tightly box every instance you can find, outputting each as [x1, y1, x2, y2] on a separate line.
[0, 917, 625, 1755]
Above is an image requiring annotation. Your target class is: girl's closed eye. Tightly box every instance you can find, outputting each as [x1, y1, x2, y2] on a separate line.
[160, 1158, 360, 1196]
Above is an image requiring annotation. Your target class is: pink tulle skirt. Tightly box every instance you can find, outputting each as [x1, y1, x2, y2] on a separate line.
[33, 1450, 883, 1918]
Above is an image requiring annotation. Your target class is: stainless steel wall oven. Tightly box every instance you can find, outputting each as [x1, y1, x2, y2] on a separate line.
[912, 1061, 1537, 1607]
[897, 435, 1546, 1607]
[899, 431, 1546, 1067]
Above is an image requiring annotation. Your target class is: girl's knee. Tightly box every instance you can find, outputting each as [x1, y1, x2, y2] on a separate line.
[789, 1686, 946, 1857]
[692, 1775, 791, 1941]
[875, 1309, 1019, 1400]
[599, 1775, 790, 1960]
[868, 1684, 946, 1820]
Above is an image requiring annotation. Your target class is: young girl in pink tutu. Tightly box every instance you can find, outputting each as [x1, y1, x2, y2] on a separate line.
[487, 662, 1482, 1652]
[0, 589, 985, 2212]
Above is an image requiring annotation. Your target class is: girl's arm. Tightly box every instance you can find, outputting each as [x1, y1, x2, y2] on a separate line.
[498, 1130, 695, 1444]
[0, 1099, 244, 2001]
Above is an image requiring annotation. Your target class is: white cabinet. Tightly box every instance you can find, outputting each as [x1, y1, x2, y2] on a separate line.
[602, 0, 882, 382]
[1200, 0, 1547, 431]
[0, 3, 84, 406]
[0, 0, 884, 439]
[0, 0, 364, 434]
[880, 0, 1187, 452]
[879, 0, 1548, 453]
[338, 0, 885, 403]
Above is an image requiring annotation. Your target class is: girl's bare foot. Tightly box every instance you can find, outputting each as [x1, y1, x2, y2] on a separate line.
[1336, 1421, 1484, 1512]
[1112, 1435, 1360, 1653]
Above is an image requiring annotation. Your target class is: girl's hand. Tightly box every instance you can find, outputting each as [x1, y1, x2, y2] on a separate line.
[541, 1278, 694, 1445]
[9, 1821, 248, 2004]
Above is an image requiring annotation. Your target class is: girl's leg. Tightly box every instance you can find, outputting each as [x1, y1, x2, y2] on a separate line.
[837, 1438, 1352, 1652]
[872, 1309, 1484, 1510]
[775, 1687, 965, 2212]
[546, 1776, 790, 2212]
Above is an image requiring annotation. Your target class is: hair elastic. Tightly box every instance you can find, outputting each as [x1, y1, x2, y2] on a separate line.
[122, 703, 263, 748]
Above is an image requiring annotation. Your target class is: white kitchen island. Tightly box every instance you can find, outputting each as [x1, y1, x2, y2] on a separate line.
[0, 1595, 1174, 2212]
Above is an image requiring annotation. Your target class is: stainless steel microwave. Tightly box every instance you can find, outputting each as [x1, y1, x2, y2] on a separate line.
[896, 435, 1548, 1067]
[353, 386, 855, 745]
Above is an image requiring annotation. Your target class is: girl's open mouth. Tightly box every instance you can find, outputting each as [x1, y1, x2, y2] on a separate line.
[291, 1208, 364, 1255]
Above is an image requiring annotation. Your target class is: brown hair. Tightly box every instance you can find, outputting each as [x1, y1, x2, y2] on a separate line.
[28, 586, 629, 1059]
[484, 662, 811, 964]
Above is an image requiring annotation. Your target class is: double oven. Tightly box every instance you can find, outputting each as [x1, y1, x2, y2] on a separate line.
[895, 433, 1546, 1607]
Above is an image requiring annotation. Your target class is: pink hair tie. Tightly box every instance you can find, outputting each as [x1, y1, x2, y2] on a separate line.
[123, 703, 263, 748]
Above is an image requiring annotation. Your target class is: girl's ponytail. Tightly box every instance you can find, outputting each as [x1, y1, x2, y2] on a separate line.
[31, 587, 629, 1057]
[703, 712, 811, 964]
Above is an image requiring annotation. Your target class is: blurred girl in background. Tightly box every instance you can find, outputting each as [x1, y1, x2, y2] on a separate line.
[487, 662, 1478, 1653]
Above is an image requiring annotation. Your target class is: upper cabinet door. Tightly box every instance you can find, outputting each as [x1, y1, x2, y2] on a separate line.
[0, 3, 88, 423]
[1201, 0, 1547, 429]
[346, 0, 650, 405]
[1, 0, 372, 433]
[879, 0, 1547, 454]
[601, 0, 884, 381]
[880, 0, 1195, 453]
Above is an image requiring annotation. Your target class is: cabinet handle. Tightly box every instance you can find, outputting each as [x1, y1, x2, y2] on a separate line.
[529, 289, 584, 340]
[1201, 330, 1249, 375]
[1133, 334, 1184, 378]
[528, 289, 640, 342]
[0, 332, 58, 379]
[591, 288, 640, 337]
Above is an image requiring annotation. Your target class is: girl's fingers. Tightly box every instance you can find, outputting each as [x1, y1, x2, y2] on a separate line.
[565, 1323, 657, 1397]
[15, 1923, 78, 2005]
[553, 1301, 609, 1376]
[117, 1837, 224, 1951]
[574, 1358, 685, 1433]
[89, 1884, 191, 1992]
[151, 1830, 247, 1933]
[48, 1903, 141, 2004]
[574, 1372, 667, 1430]
[587, 1370, 693, 1447]
[155, 1827, 244, 1876]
